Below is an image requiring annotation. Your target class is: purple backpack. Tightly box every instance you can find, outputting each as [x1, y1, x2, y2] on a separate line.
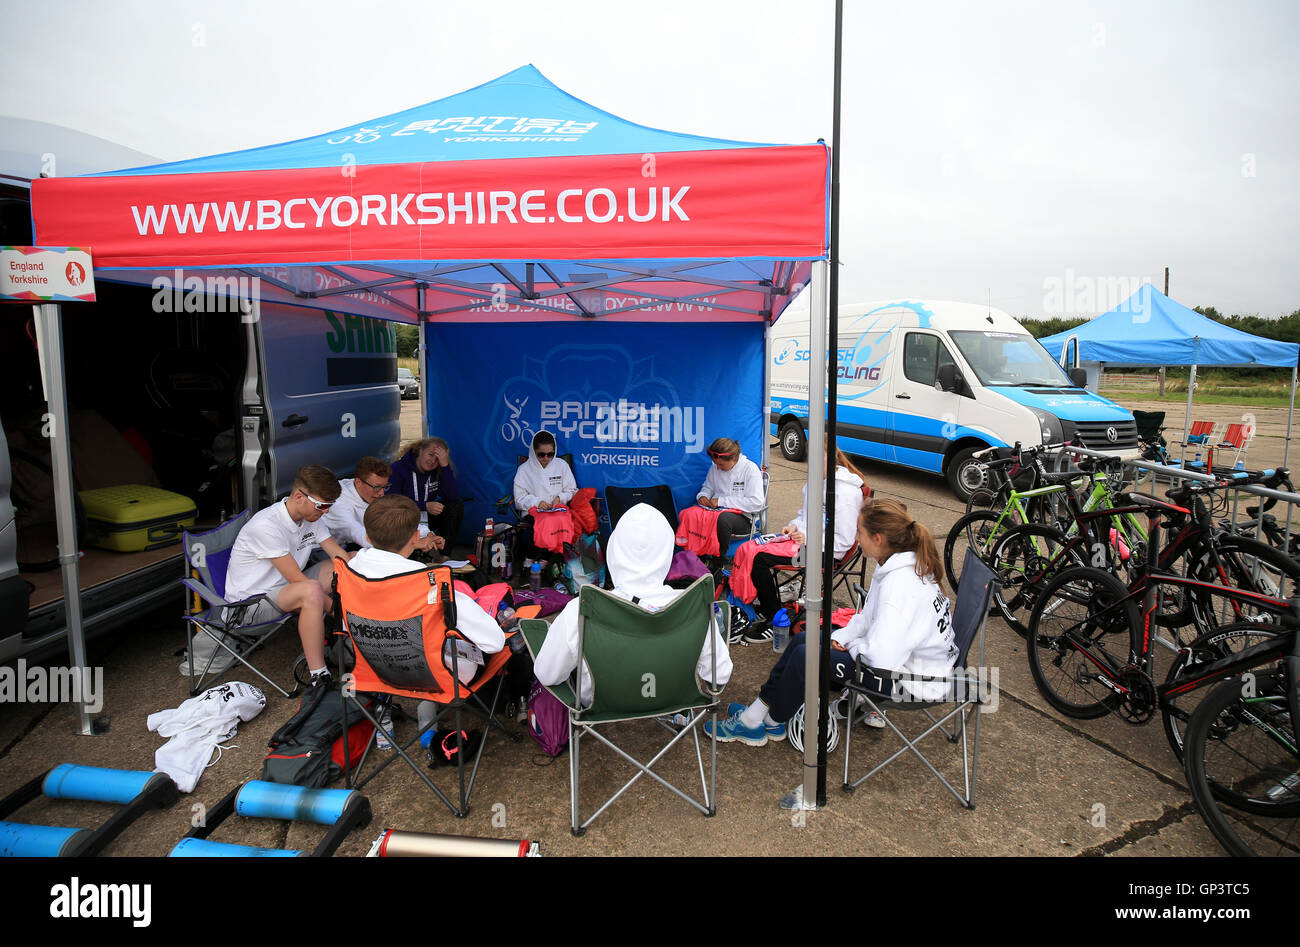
[667, 549, 709, 583]
[527, 679, 569, 757]
[512, 587, 572, 617]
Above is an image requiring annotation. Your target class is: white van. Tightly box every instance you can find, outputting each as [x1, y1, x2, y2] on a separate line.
[769, 298, 1138, 500]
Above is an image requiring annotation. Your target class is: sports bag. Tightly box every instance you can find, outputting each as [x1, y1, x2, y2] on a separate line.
[262, 684, 371, 787]
[526, 679, 569, 757]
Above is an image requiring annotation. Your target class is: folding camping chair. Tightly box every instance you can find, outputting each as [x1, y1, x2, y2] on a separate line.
[179, 512, 298, 698]
[769, 482, 873, 608]
[331, 560, 518, 818]
[519, 575, 724, 836]
[1216, 421, 1256, 470]
[841, 548, 999, 809]
[1173, 419, 1222, 467]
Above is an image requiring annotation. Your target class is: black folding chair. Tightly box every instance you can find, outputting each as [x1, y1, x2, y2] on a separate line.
[841, 548, 999, 809]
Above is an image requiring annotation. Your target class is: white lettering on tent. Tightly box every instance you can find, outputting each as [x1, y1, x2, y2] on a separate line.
[127, 185, 692, 235]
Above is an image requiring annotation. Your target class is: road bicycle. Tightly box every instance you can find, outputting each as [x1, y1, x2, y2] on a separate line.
[1181, 631, 1299, 856]
[1025, 488, 1300, 761]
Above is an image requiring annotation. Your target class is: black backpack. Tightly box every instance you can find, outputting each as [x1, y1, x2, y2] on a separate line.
[261, 684, 371, 787]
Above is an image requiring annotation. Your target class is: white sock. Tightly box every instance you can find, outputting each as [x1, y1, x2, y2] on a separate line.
[764, 712, 780, 727]
[740, 698, 768, 730]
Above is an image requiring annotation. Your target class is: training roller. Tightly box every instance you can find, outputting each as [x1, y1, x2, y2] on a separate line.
[170, 780, 371, 857]
[0, 764, 178, 857]
[368, 828, 540, 857]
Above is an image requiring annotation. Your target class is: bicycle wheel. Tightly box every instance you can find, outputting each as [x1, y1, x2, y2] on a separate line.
[1191, 535, 1300, 633]
[965, 487, 1003, 516]
[944, 510, 1009, 595]
[1182, 674, 1299, 856]
[1025, 566, 1141, 718]
[1161, 621, 1284, 762]
[988, 523, 1083, 639]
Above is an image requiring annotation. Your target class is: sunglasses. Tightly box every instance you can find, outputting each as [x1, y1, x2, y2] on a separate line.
[302, 491, 334, 511]
[709, 451, 737, 461]
[536, 450, 555, 459]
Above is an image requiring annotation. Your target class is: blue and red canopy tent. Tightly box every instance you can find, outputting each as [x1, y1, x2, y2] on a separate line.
[34, 64, 829, 520]
[29, 67, 838, 754]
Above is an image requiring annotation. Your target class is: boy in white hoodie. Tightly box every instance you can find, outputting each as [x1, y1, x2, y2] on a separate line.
[534, 503, 732, 706]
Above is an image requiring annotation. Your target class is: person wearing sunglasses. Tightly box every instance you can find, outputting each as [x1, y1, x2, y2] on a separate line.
[511, 431, 577, 581]
[389, 436, 464, 548]
[222, 465, 351, 686]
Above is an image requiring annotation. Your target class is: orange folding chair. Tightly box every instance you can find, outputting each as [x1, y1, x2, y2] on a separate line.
[332, 560, 519, 818]
[1174, 420, 1222, 468]
[1216, 422, 1256, 469]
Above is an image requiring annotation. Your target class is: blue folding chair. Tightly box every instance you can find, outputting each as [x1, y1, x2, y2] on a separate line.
[179, 512, 297, 698]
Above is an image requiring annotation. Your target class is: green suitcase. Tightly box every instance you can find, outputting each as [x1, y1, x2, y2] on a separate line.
[79, 485, 198, 553]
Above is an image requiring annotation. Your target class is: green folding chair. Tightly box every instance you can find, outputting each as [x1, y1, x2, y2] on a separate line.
[520, 575, 725, 836]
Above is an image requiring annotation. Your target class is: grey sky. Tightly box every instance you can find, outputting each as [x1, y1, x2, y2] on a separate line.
[3, 0, 1296, 318]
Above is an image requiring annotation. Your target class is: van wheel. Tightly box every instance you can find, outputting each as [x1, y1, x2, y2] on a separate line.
[779, 422, 807, 462]
[946, 446, 988, 502]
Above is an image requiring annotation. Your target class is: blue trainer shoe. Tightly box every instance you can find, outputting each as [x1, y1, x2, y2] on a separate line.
[727, 702, 787, 742]
[706, 709, 768, 747]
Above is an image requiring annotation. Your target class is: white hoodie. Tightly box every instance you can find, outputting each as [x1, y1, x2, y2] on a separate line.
[534, 503, 732, 706]
[321, 478, 369, 548]
[789, 465, 866, 559]
[830, 551, 956, 701]
[513, 436, 577, 514]
[147, 682, 267, 792]
[697, 453, 765, 514]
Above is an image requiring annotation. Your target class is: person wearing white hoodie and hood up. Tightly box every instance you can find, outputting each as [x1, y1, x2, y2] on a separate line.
[512, 430, 578, 578]
[534, 503, 732, 707]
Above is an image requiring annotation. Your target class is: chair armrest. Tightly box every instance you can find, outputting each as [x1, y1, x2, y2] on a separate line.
[179, 577, 227, 610]
[518, 618, 550, 662]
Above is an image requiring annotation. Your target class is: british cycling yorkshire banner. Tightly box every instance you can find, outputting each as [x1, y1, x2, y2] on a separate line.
[426, 320, 765, 541]
[32, 146, 828, 268]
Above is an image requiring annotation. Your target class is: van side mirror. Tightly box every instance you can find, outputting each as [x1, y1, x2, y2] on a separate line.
[1068, 367, 1087, 389]
[937, 364, 969, 397]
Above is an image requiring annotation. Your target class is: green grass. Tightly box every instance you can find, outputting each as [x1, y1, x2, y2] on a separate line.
[1100, 367, 1294, 408]
[1128, 390, 1293, 408]
[398, 356, 419, 374]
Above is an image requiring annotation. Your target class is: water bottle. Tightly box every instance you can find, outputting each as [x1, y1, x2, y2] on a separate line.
[530, 561, 542, 591]
[1108, 527, 1130, 562]
[1193, 451, 1202, 468]
[496, 602, 516, 627]
[772, 608, 791, 654]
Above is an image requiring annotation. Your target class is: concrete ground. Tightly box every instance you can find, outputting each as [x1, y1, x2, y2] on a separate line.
[3, 395, 1288, 858]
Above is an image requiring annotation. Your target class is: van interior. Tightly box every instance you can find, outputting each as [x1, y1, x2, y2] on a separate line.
[1, 278, 242, 644]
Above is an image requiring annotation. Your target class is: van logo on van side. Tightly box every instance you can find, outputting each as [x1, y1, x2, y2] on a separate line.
[774, 340, 799, 365]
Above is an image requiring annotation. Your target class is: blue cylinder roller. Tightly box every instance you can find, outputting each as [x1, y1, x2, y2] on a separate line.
[170, 838, 302, 857]
[235, 781, 358, 826]
[42, 765, 161, 805]
[0, 820, 93, 858]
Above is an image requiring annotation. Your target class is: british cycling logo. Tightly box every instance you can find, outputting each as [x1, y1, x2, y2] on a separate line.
[326, 117, 599, 145]
[774, 339, 799, 366]
[492, 351, 706, 473]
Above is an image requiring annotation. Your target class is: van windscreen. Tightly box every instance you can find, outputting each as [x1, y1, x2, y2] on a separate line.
[949, 331, 1073, 387]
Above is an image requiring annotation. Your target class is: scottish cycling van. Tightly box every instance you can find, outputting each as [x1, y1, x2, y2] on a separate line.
[769, 298, 1137, 500]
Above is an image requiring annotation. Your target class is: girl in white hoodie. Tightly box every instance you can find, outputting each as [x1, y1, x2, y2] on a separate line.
[743, 449, 867, 641]
[512, 431, 578, 578]
[534, 503, 732, 707]
[709, 498, 954, 747]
